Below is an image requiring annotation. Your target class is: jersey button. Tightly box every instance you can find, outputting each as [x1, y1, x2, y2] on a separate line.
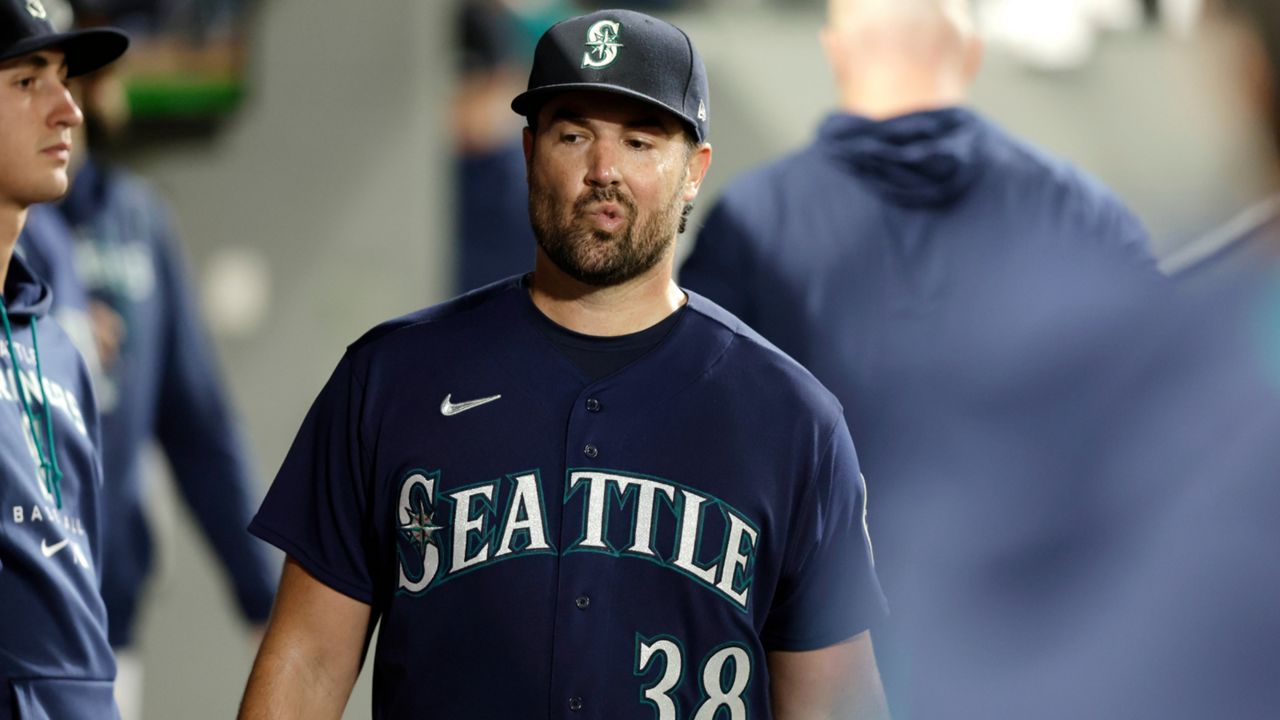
[583, 444, 598, 458]
[569, 696, 584, 712]
[575, 595, 590, 610]
[585, 397, 601, 412]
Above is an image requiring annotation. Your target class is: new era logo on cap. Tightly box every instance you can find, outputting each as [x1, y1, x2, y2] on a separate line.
[26, 0, 46, 19]
[511, 8, 711, 143]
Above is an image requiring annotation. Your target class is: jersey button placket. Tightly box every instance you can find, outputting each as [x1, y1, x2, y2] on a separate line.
[575, 594, 590, 610]
[585, 397, 601, 412]
[569, 696, 584, 712]
[583, 443, 598, 459]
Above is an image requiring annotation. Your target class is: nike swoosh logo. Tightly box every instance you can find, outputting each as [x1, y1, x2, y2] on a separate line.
[440, 393, 502, 417]
[40, 538, 69, 558]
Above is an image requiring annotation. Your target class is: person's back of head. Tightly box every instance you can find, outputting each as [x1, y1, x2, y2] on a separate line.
[822, 0, 982, 118]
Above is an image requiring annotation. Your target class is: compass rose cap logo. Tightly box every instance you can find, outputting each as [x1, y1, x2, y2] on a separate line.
[0, 0, 130, 78]
[511, 8, 711, 143]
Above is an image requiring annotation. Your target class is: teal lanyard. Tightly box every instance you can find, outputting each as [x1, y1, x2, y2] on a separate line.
[0, 298, 62, 508]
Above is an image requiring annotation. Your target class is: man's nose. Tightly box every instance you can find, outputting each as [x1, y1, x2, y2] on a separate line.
[50, 83, 85, 130]
[585, 142, 620, 187]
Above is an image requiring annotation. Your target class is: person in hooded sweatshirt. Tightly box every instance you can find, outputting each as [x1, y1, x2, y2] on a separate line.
[678, 0, 1156, 711]
[16, 36, 276, 720]
[0, 2, 128, 717]
[887, 2, 1280, 716]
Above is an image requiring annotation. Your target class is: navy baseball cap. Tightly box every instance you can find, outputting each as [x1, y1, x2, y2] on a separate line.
[511, 8, 710, 143]
[0, 0, 128, 77]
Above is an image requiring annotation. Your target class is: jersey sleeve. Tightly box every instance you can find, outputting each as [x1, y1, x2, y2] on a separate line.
[679, 196, 759, 325]
[249, 353, 376, 605]
[761, 416, 887, 651]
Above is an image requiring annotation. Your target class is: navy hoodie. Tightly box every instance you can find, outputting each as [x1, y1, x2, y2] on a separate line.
[682, 107, 1154, 570]
[0, 253, 117, 719]
[889, 243, 1280, 719]
[20, 158, 276, 647]
[680, 107, 1157, 706]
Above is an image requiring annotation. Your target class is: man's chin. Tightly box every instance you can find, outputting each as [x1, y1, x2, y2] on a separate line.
[568, 221, 627, 245]
[25, 174, 70, 204]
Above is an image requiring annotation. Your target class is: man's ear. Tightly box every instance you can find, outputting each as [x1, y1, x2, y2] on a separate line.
[820, 26, 843, 79]
[962, 35, 985, 83]
[683, 143, 713, 203]
[522, 126, 535, 165]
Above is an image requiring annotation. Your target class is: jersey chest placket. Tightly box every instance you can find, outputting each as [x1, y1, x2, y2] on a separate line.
[546, 382, 608, 719]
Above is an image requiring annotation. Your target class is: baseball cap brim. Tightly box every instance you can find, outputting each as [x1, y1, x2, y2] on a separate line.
[512, 83, 702, 142]
[0, 27, 128, 78]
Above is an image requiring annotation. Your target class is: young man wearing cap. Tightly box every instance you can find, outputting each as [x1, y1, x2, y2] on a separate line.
[0, 0, 127, 717]
[241, 9, 888, 720]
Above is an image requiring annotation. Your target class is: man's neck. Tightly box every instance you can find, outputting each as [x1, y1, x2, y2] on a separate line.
[529, 249, 686, 337]
[837, 63, 967, 120]
[0, 203, 26, 293]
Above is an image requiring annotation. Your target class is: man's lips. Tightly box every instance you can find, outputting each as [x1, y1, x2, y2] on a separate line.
[586, 202, 624, 218]
[580, 202, 628, 233]
[41, 142, 72, 161]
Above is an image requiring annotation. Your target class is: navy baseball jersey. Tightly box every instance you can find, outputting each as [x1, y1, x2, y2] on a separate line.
[251, 276, 885, 719]
[0, 256, 117, 719]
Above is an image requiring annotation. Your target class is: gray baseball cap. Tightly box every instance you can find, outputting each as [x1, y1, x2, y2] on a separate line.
[511, 9, 710, 143]
[0, 0, 128, 77]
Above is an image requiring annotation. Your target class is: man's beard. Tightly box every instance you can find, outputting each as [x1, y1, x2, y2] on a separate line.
[529, 181, 684, 287]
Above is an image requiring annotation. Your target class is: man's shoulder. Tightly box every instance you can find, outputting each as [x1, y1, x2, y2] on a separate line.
[694, 143, 832, 255]
[715, 143, 827, 207]
[979, 115, 1122, 203]
[685, 291, 844, 420]
[347, 275, 526, 358]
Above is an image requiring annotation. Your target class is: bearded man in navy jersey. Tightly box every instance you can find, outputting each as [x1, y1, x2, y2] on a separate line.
[241, 9, 890, 720]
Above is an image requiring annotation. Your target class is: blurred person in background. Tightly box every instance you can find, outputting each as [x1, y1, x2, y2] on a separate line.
[679, 0, 1155, 713]
[454, 0, 537, 291]
[17, 9, 276, 719]
[18, 201, 99, 365]
[0, 1, 128, 716]
[885, 0, 1280, 716]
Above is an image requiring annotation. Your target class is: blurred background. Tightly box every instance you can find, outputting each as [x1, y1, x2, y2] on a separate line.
[57, 0, 1274, 717]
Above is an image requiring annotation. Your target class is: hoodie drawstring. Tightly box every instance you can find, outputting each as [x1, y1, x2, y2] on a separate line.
[0, 298, 63, 508]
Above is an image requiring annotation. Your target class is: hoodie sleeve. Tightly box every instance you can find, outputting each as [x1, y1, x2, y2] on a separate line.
[149, 203, 277, 624]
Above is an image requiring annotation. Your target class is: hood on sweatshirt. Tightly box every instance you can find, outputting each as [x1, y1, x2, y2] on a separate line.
[818, 106, 985, 208]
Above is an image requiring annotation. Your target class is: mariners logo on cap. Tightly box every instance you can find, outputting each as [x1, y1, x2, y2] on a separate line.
[26, 0, 48, 19]
[582, 19, 623, 69]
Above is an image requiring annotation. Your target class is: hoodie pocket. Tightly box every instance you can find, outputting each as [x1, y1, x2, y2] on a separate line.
[10, 677, 118, 720]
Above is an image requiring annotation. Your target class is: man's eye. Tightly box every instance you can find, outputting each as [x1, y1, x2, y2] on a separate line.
[561, 133, 584, 143]
[16, 77, 36, 89]
[626, 138, 653, 150]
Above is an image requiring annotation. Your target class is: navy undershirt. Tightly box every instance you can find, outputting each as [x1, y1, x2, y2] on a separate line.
[531, 299, 687, 382]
